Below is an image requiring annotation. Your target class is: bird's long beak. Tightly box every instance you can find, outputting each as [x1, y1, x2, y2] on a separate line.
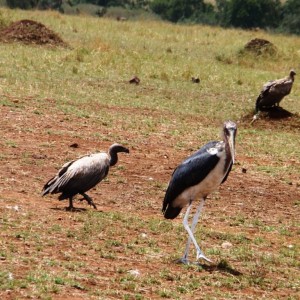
[228, 132, 235, 164]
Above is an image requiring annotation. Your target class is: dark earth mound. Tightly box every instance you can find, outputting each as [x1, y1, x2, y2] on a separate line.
[244, 38, 277, 55]
[240, 108, 300, 131]
[0, 19, 68, 47]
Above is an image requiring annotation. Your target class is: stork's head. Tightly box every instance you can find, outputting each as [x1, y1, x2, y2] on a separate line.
[290, 69, 296, 79]
[223, 121, 237, 164]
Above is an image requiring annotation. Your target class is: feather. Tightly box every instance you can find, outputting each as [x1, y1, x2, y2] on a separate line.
[42, 143, 129, 209]
[256, 70, 296, 112]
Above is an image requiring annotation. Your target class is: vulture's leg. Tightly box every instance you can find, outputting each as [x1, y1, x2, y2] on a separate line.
[66, 197, 74, 211]
[80, 193, 97, 209]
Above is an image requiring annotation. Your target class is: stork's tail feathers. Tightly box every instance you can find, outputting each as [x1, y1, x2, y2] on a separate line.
[162, 205, 182, 219]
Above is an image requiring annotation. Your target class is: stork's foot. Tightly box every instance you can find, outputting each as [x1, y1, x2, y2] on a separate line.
[176, 253, 212, 265]
[176, 257, 190, 265]
[196, 250, 212, 263]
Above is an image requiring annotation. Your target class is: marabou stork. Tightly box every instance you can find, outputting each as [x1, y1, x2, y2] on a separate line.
[42, 143, 129, 210]
[162, 121, 237, 264]
[255, 69, 296, 113]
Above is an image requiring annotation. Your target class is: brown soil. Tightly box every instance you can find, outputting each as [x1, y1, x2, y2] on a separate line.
[0, 19, 68, 47]
[0, 94, 299, 299]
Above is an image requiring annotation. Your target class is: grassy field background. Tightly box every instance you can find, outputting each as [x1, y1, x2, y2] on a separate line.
[0, 8, 299, 300]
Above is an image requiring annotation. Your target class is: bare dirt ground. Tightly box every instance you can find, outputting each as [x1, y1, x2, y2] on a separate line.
[0, 94, 299, 299]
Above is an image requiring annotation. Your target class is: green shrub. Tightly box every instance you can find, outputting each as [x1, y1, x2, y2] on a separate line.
[280, 0, 300, 34]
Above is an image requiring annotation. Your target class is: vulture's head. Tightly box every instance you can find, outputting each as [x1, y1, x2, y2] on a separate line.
[290, 69, 296, 79]
[109, 143, 129, 154]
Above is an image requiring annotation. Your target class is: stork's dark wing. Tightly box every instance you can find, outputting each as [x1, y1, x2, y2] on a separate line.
[162, 141, 219, 218]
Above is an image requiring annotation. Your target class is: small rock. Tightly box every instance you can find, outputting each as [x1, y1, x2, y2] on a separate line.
[129, 76, 140, 85]
[6, 205, 19, 212]
[128, 269, 140, 277]
[242, 168, 247, 173]
[221, 241, 233, 249]
[192, 77, 200, 83]
[70, 143, 79, 148]
[140, 233, 147, 238]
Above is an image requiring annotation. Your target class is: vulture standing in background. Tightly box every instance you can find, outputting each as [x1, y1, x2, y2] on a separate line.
[162, 121, 237, 264]
[255, 69, 296, 113]
[42, 143, 129, 210]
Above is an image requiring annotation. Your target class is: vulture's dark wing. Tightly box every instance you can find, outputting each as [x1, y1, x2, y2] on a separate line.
[269, 77, 293, 96]
[256, 75, 294, 111]
[255, 80, 275, 112]
[42, 159, 77, 196]
[57, 153, 110, 197]
[42, 153, 109, 197]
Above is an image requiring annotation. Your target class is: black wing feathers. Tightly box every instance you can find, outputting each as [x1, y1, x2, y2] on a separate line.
[57, 164, 109, 200]
[255, 81, 273, 112]
[221, 162, 232, 184]
[163, 142, 220, 219]
[42, 160, 76, 196]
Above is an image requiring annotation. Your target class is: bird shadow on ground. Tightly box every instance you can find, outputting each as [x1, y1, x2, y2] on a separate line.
[50, 207, 105, 213]
[200, 261, 243, 276]
[176, 259, 242, 276]
[259, 107, 293, 119]
[240, 107, 299, 129]
[50, 207, 87, 212]
[242, 107, 293, 122]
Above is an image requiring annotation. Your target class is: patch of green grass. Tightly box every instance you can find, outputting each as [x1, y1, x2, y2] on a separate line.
[0, 271, 28, 290]
[5, 140, 17, 148]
